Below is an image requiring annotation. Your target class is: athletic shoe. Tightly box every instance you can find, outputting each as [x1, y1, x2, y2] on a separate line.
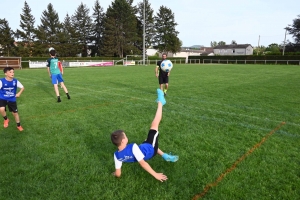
[162, 153, 179, 162]
[67, 95, 70, 99]
[17, 126, 24, 131]
[3, 119, 9, 128]
[57, 98, 61, 102]
[156, 89, 166, 105]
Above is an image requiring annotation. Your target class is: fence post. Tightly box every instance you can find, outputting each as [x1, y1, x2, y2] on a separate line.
[236, 59, 237, 64]
[265, 60, 266, 64]
[287, 60, 288, 65]
[211, 59, 212, 64]
[227, 59, 228, 64]
[276, 60, 277, 65]
[245, 60, 246, 64]
[255, 60, 256, 64]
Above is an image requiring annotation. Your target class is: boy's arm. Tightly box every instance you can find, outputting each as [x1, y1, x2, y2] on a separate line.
[131, 144, 167, 182]
[16, 81, 24, 98]
[138, 159, 167, 182]
[155, 66, 159, 77]
[113, 168, 121, 177]
[113, 154, 122, 178]
[47, 67, 51, 77]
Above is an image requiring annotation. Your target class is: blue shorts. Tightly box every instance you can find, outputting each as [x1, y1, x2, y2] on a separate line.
[51, 74, 64, 85]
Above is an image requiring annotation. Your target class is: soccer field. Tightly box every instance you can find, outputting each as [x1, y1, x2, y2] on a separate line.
[0, 64, 299, 199]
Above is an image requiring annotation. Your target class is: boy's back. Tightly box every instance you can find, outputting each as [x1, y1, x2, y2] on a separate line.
[114, 143, 154, 163]
[47, 57, 60, 75]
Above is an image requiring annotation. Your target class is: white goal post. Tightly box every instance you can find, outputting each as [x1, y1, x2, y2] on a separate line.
[124, 55, 148, 66]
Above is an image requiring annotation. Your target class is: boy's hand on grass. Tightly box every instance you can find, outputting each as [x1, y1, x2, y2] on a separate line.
[154, 173, 168, 182]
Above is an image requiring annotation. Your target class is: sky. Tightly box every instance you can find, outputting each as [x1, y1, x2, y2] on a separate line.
[1, 0, 299, 47]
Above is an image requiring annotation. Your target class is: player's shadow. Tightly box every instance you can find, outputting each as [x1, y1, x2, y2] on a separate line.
[36, 81, 54, 98]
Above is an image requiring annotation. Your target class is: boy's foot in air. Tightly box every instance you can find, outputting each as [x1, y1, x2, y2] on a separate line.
[156, 89, 166, 105]
[162, 153, 179, 162]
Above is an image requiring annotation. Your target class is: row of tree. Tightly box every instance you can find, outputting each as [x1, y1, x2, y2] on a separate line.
[0, 0, 181, 58]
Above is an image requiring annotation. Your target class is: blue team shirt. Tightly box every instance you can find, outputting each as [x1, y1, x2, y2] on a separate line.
[114, 143, 155, 163]
[0, 78, 19, 102]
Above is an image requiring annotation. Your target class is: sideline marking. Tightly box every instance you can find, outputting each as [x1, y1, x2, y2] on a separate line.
[192, 121, 286, 200]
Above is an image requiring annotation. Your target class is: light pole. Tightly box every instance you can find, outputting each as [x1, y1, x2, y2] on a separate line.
[143, 0, 146, 65]
[282, 28, 287, 56]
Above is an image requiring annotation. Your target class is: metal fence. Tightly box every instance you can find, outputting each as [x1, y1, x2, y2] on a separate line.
[202, 59, 300, 65]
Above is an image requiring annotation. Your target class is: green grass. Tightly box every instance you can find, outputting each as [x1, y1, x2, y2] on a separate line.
[0, 64, 299, 200]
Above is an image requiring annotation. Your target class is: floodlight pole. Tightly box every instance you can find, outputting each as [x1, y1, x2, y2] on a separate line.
[283, 28, 287, 56]
[143, 0, 146, 65]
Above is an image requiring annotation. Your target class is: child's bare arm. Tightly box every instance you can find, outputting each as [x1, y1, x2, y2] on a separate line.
[16, 87, 24, 98]
[139, 159, 168, 182]
[113, 168, 121, 178]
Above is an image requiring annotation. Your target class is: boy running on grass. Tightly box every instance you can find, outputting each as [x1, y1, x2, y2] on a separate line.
[111, 89, 178, 182]
[47, 48, 70, 102]
[0, 67, 24, 131]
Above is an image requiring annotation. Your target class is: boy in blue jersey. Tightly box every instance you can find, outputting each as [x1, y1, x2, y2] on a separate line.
[47, 48, 70, 102]
[0, 67, 25, 131]
[111, 89, 178, 182]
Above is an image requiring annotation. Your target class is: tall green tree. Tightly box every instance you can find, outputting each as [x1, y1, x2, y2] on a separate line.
[265, 43, 281, 54]
[36, 3, 62, 44]
[16, 1, 35, 42]
[91, 0, 105, 56]
[16, 1, 36, 57]
[218, 41, 226, 46]
[136, 0, 155, 48]
[60, 13, 78, 57]
[102, 0, 139, 57]
[0, 19, 16, 57]
[153, 6, 181, 53]
[287, 15, 300, 44]
[72, 3, 93, 57]
[35, 3, 62, 56]
[210, 41, 218, 47]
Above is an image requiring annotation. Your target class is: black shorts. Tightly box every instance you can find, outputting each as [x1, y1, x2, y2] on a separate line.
[0, 100, 18, 113]
[143, 129, 159, 157]
[158, 75, 169, 84]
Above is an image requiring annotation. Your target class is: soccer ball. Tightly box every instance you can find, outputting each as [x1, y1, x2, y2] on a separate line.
[49, 47, 55, 52]
[160, 60, 173, 72]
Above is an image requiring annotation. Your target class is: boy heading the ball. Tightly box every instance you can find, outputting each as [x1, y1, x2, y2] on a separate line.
[47, 48, 70, 102]
[111, 89, 178, 182]
[155, 53, 170, 96]
[0, 67, 25, 131]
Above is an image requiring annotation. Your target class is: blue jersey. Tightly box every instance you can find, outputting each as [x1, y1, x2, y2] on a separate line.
[0, 78, 19, 102]
[47, 57, 61, 75]
[114, 143, 154, 163]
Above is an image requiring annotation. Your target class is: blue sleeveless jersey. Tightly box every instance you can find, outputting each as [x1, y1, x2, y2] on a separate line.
[0, 78, 18, 102]
[114, 143, 154, 163]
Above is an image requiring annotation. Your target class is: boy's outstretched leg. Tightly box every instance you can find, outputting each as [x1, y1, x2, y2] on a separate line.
[157, 148, 179, 162]
[150, 89, 166, 131]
